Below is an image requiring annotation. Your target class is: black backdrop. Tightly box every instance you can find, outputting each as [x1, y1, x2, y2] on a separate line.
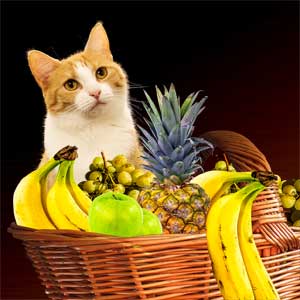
[1, 1, 299, 299]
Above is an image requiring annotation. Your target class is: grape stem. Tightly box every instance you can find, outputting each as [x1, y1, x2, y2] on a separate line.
[101, 151, 116, 186]
[108, 173, 116, 185]
[222, 153, 230, 171]
[223, 152, 239, 191]
[101, 151, 107, 170]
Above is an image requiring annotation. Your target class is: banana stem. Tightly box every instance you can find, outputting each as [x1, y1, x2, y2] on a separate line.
[235, 181, 265, 197]
[37, 158, 60, 180]
[227, 171, 254, 182]
[56, 160, 72, 185]
[67, 161, 76, 184]
[54, 145, 78, 161]
[251, 171, 278, 186]
[224, 171, 276, 185]
[37, 145, 78, 180]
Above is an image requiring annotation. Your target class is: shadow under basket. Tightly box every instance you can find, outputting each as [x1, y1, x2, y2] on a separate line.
[8, 130, 300, 300]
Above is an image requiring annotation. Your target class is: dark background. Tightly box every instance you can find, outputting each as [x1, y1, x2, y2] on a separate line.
[1, 1, 299, 299]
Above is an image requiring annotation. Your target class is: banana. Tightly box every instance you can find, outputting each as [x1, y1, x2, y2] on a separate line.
[13, 157, 60, 229]
[46, 160, 89, 230]
[191, 170, 278, 205]
[40, 173, 55, 227]
[206, 182, 265, 300]
[238, 187, 280, 299]
[191, 170, 255, 200]
[66, 160, 92, 214]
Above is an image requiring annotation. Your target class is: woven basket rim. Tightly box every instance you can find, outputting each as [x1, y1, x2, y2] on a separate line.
[8, 222, 300, 242]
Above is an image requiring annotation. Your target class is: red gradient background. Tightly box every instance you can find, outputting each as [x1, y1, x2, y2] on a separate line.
[1, 1, 299, 299]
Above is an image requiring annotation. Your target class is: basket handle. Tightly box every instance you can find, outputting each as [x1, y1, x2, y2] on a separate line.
[200, 130, 300, 251]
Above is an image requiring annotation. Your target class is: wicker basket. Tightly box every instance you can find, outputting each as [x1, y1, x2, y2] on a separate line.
[8, 130, 300, 300]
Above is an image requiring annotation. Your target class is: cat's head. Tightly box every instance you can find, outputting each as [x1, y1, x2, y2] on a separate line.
[28, 22, 128, 118]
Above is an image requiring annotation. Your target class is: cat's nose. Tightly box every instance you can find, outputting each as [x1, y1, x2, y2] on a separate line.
[89, 90, 101, 100]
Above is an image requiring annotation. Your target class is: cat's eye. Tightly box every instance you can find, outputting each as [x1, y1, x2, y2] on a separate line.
[64, 79, 79, 91]
[96, 67, 108, 79]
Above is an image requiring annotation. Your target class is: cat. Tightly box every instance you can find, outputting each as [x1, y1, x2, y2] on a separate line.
[27, 22, 143, 183]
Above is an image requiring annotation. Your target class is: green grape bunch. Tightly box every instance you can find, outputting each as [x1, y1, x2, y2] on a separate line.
[279, 178, 300, 227]
[79, 153, 155, 200]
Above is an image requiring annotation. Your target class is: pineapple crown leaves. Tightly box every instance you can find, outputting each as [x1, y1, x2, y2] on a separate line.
[139, 84, 214, 184]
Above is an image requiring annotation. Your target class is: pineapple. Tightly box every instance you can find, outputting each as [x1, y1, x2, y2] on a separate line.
[138, 84, 213, 234]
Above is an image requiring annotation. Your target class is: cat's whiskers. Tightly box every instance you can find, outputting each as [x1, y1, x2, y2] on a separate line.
[60, 103, 80, 114]
[81, 100, 97, 112]
[130, 98, 143, 103]
[60, 91, 141, 116]
[128, 81, 149, 89]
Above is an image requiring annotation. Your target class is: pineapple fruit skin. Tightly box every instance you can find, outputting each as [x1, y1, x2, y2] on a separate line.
[138, 183, 210, 234]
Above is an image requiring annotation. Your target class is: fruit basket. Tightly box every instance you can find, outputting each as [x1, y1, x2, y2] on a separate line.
[9, 130, 300, 300]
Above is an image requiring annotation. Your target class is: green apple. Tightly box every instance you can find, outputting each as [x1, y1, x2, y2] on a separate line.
[88, 192, 143, 237]
[139, 208, 162, 235]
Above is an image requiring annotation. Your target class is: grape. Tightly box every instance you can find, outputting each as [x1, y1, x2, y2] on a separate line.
[274, 174, 281, 184]
[291, 210, 300, 222]
[89, 163, 98, 171]
[214, 160, 227, 171]
[144, 171, 155, 179]
[228, 164, 236, 172]
[92, 156, 104, 169]
[294, 179, 300, 192]
[105, 161, 113, 168]
[282, 185, 297, 197]
[82, 180, 97, 193]
[119, 163, 135, 173]
[280, 194, 296, 209]
[127, 189, 140, 200]
[97, 183, 108, 193]
[85, 171, 92, 180]
[131, 169, 146, 183]
[136, 174, 153, 188]
[117, 171, 132, 186]
[293, 220, 300, 227]
[107, 166, 116, 173]
[295, 198, 300, 210]
[88, 171, 103, 181]
[112, 155, 127, 170]
[113, 184, 126, 193]
[277, 176, 300, 225]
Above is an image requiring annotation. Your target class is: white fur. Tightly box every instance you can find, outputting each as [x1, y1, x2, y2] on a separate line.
[44, 63, 136, 183]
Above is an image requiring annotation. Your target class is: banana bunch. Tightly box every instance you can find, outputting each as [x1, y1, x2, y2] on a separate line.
[206, 181, 280, 300]
[13, 146, 92, 230]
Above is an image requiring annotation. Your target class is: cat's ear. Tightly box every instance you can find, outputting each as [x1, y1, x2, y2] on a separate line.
[27, 50, 60, 89]
[84, 22, 112, 58]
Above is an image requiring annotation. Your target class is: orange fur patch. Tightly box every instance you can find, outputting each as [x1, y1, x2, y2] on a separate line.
[41, 52, 127, 113]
